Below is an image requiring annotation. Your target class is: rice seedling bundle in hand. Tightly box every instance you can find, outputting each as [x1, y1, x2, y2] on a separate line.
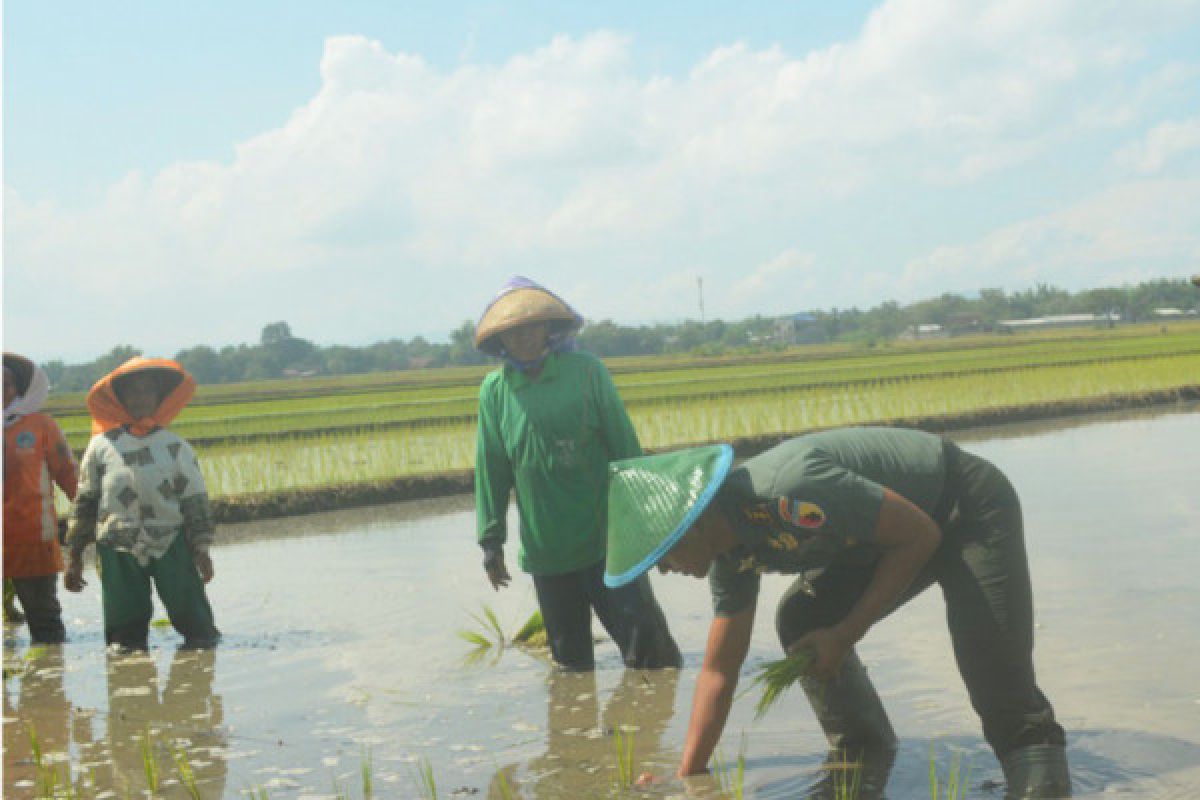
[747, 646, 816, 719]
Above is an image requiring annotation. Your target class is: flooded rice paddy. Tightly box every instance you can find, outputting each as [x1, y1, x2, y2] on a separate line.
[4, 406, 1199, 798]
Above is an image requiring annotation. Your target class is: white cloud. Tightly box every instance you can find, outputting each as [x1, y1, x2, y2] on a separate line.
[1115, 117, 1200, 174]
[900, 178, 1200, 297]
[727, 250, 819, 310]
[4, 1, 1200, 360]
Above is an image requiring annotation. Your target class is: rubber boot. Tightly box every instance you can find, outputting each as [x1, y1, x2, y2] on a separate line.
[799, 651, 897, 752]
[1001, 744, 1071, 799]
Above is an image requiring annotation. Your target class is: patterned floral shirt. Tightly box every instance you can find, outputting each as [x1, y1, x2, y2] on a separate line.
[67, 427, 214, 565]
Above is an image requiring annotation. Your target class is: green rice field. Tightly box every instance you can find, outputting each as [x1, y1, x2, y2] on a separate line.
[45, 323, 1200, 499]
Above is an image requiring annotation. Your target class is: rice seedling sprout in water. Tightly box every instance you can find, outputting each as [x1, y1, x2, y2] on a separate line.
[612, 726, 636, 790]
[24, 644, 48, 667]
[828, 752, 863, 800]
[173, 747, 202, 800]
[712, 735, 747, 799]
[139, 728, 160, 792]
[28, 724, 73, 799]
[361, 746, 374, 799]
[745, 646, 815, 719]
[929, 747, 971, 800]
[411, 756, 439, 800]
[492, 767, 517, 800]
[28, 723, 43, 768]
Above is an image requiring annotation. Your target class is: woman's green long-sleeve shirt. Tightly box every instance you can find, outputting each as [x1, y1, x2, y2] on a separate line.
[474, 351, 642, 576]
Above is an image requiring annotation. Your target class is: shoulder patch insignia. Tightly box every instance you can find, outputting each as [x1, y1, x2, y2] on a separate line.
[779, 497, 827, 529]
[15, 430, 36, 449]
[742, 504, 773, 525]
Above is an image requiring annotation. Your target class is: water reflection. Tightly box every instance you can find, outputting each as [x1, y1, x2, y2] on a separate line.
[3, 646, 78, 793]
[490, 668, 680, 799]
[83, 648, 227, 797]
[1, 647, 230, 799]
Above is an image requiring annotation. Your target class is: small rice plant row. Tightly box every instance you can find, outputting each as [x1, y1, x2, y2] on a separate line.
[151, 335, 1200, 498]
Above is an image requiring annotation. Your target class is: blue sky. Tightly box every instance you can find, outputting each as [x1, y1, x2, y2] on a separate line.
[5, 0, 1200, 362]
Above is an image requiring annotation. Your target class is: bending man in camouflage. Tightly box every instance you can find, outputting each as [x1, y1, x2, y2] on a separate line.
[604, 426, 1069, 798]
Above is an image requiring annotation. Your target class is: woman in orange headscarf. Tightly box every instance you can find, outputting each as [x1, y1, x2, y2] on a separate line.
[64, 357, 219, 652]
[3, 353, 78, 642]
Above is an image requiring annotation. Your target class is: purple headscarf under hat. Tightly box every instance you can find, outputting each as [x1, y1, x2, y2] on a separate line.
[476, 276, 583, 372]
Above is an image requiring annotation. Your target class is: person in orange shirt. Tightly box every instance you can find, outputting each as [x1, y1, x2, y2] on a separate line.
[3, 353, 79, 643]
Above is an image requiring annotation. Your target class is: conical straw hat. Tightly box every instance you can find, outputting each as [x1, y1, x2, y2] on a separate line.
[604, 444, 734, 587]
[475, 276, 582, 355]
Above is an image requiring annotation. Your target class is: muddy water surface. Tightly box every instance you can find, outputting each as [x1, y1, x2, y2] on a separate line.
[4, 408, 1199, 798]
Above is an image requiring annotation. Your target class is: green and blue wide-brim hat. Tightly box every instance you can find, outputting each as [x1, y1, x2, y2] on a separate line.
[604, 444, 734, 587]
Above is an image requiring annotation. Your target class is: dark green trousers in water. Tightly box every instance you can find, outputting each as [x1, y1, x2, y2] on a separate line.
[98, 534, 219, 650]
[775, 441, 1066, 759]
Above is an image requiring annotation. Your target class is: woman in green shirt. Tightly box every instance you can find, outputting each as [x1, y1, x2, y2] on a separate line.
[473, 276, 680, 671]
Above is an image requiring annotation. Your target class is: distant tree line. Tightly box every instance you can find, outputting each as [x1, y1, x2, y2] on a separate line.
[39, 279, 1199, 391]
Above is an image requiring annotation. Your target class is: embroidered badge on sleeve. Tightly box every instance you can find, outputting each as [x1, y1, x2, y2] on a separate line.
[778, 497, 827, 529]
